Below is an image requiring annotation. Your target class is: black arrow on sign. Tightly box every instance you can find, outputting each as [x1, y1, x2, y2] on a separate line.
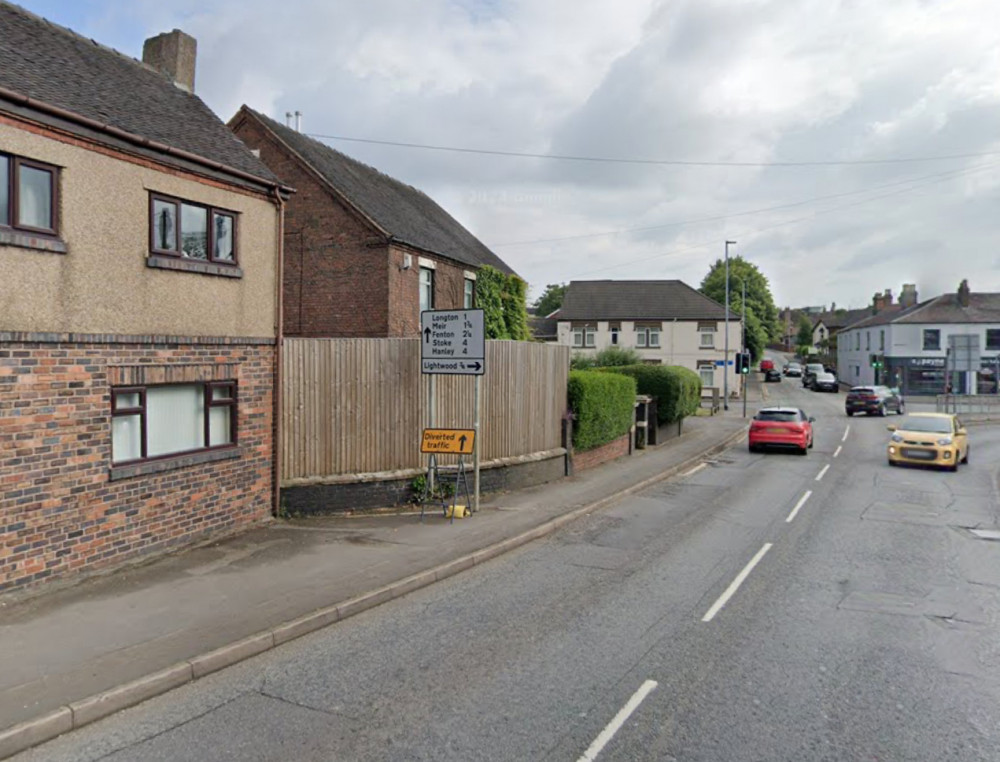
[423, 327, 431, 343]
[469, 361, 482, 371]
[458, 435, 468, 451]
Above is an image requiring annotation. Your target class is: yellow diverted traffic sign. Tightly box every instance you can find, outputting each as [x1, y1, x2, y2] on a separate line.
[421, 428, 475, 455]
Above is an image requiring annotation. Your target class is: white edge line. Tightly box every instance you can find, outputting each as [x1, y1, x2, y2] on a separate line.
[841, 425, 850, 442]
[680, 463, 706, 478]
[815, 464, 830, 482]
[833, 445, 842, 458]
[701, 543, 773, 623]
[786, 490, 812, 523]
[577, 679, 659, 762]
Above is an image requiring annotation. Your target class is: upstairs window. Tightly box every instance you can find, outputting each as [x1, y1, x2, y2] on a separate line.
[571, 325, 596, 347]
[698, 321, 717, 348]
[636, 324, 661, 348]
[922, 329, 940, 351]
[464, 278, 475, 309]
[0, 152, 59, 235]
[150, 193, 237, 265]
[986, 329, 1000, 351]
[419, 267, 435, 312]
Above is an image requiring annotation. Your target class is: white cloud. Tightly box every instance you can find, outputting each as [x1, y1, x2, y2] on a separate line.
[28, 0, 1000, 306]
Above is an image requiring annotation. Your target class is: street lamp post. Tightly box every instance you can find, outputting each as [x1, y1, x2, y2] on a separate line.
[742, 277, 747, 419]
[724, 240, 736, 410]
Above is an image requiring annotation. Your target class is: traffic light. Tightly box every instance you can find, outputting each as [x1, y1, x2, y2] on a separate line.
[735, 352, 750, 374]
[869, 354, 883, 369]
[743, 352, 751, 373]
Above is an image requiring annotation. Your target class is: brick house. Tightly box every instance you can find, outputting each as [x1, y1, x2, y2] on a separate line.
[228, 106, 515, 337]
[0, 4, 290, 593]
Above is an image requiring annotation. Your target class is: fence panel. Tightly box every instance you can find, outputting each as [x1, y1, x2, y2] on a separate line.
[282, 338, 569, 483]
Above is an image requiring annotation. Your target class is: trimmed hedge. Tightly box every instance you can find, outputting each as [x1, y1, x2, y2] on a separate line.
[567, 370, 637, 451]
[603, 364, 702, 424]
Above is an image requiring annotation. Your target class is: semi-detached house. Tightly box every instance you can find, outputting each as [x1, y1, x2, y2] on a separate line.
[0, 2, 291, 593]
[556, 280, 743, 395]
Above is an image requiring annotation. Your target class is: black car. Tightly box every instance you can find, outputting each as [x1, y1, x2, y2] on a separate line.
[784, 362, 802, 377]
[845, 385, 904, 416]
[764, 368, 782, 382]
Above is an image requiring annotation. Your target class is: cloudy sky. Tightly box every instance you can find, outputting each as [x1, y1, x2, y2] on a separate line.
[19, 0, 1000, 309]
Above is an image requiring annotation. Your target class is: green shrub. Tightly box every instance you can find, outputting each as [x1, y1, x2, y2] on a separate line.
[570, 352, 597, 370]
[603, 364, 702, 424]
[567, 370, 636, 451]
[593, 346, 642, 367]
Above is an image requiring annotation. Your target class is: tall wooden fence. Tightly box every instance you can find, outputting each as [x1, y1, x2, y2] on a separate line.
[281, 338, 570, 484]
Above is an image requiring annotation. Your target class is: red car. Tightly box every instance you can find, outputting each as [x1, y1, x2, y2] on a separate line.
[748, 407, 814, 455]
[760, 358, 775, 372]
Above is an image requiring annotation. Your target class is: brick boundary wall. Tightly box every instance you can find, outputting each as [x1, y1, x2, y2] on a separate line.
[0, 335, 274, 595]
[572, 433, 631, 472]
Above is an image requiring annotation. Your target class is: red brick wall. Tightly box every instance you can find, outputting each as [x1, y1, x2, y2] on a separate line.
[572, 433, 631, 472]
[388, 246, 475, 337]
[0, 337, 274, 594]
[232, 115, 477, 339]
[232, 117, 391, 337]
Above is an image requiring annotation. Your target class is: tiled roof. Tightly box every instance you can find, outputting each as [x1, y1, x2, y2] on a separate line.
[236, 107, 515, 275]
[557, 280, 729, 321]
[814, 307, 872, 331]
[891, 292, 1000, 324]
[0, 1, 278, 185]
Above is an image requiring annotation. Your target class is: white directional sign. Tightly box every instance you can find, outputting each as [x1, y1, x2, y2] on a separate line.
[420, 309, 485, 375]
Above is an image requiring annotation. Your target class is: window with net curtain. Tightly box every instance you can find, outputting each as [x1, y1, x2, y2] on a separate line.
[112, 383, 235, 464]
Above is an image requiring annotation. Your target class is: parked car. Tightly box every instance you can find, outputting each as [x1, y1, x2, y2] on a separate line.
[802, 363, 826, 387]
[784, 362, 802, 377]
[764, 368, 782, 383]
[760, 358, 775, 372]
[811, 371, 839, 392]
[748, 407, 814, 455]
[887, 413, 969, 471]
[845, 386, 904, 416]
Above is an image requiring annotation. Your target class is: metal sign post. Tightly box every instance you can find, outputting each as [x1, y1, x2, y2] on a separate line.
[420, 309, 486, 513]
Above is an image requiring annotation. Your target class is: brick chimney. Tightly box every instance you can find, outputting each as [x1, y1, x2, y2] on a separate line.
[872, 291, 885, 313]
[883, 288, 893, 305]
[899, 283, 918, 307]
[957, 279, 970, 307]
[143, 30, 197, 92]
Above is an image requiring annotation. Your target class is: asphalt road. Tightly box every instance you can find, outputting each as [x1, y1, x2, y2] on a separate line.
[16, 380, 1000, 761]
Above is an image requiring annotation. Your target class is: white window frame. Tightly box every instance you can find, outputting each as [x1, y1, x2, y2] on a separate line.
[584, 327, 596, 347]
[419, 266, 434, 313]
[636, 325, 661, 348]
[698, 364, 715, 387]
[572, 328, 584, 347]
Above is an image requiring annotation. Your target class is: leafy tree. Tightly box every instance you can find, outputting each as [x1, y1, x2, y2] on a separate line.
[502, 275, 531, 341]
[533, 283, 567, 316]
[795, 314, 814, 354]
[699, 256, 780, 362]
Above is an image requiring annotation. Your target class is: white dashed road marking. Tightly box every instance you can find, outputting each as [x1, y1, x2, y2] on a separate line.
[815, 464, 830, 481]
[680, 463, 706, 478]
[702, 544, 773, 623]
[578, 680, 659, 762]
[786, 490, 812, 523]
[842, 425, 850, 442]
[834, 445, 842, 458]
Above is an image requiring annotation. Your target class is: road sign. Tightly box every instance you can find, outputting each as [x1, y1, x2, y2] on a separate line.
[420, 309, 485, 375]
[948, 334, 981, 372]
[421, 428, 475, 454]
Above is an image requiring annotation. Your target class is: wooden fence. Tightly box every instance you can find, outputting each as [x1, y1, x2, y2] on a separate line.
[281, 338, 570, 484]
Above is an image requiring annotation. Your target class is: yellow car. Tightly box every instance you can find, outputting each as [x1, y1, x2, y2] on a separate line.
[887, 413, 969, 471]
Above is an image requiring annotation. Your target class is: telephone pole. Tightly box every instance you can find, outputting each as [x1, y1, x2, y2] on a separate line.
[724, 240, 736, 410]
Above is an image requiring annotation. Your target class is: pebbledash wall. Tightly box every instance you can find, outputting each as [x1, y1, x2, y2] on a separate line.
[0, 336, 274, 593]
[0, 116, 280, 594]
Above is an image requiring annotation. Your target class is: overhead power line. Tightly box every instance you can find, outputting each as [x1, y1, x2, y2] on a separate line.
[305, 131, 1000, 168]
[491, 161, 1000, 248]
[569, 159, 1000, 278]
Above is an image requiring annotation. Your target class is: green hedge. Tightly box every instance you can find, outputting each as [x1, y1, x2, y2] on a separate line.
[567, 370, 637, 451]
[603, 364, 702, 424]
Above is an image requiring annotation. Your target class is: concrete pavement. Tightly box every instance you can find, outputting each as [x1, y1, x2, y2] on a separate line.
[0, 388, 763, 759]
